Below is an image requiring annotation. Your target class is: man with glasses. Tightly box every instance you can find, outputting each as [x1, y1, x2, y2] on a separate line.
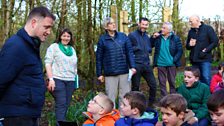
[96, 17, 136, 107]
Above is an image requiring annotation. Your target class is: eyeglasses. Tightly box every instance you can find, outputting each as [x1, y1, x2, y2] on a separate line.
[90, 99, 104, 109]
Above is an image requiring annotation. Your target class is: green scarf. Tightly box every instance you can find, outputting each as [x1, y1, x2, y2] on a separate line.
[58, 42, 73, 56]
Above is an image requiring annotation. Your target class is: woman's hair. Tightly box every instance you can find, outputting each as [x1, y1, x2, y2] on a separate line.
[55, 28, 74, 46]
[218, 62, 224, 70]
[102, 17, 115, 29]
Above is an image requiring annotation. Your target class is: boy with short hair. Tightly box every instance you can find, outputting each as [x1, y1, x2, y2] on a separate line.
[158, 94, 198, 126]
[115, 91, 158, 126]
[177, 66, 211, 126]
[83, 92, 120, 126]
[207, 89, 224, 126]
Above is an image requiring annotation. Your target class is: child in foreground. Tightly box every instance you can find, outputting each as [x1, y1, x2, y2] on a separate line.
[82, 92, 120, 126]
[207, 89, 224, 126]
[157, 94, 198, 126]
[177, 66, 211, 126]
[210, 62, 224, 93]
[115, 91, 158, 126]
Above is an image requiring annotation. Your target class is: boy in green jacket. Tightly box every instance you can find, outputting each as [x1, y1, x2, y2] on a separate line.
[177, 66, 211, 126]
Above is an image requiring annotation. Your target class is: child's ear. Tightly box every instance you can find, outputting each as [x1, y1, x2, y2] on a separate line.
[98, 108, 106, 115]
[132, 108, 140, 115]
[178, 111, 185, 120]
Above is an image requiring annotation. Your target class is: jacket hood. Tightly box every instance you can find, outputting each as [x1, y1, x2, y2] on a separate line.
[122, 108, 158, 125]
[83, 109, 120, 124]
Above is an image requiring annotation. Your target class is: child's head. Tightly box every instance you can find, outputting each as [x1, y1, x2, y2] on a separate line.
[87, 92, 114, 115]
[159, 94, 187, 126]
[218, 62, 224, 71]
[207, 89, 224, 126]
[184, 66, 200, 87]
[120, 91, 146, 118]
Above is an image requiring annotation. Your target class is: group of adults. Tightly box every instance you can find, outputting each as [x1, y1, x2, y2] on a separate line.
[96, 15, 218, 108]
[0, 5, 218, 126]
[0, 6, 77, 126]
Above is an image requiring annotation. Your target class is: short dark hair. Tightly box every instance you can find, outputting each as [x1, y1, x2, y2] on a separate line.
[124, 91, 146, 116]
[207, 89, 224, 112]
[159, 94, 187, 116]
[27, 6, 56, 22]
[55, 28, 74, 46]
[218, 62, 224, 70]
[139, 17, 149, 23]
[184, 66, 200, 78]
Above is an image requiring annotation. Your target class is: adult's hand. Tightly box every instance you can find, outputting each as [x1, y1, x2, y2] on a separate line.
[98, 76, 104, 83]
[189, 38, 196, 46]
[47, 79, 55, 92]
[131, 68, 137, 75]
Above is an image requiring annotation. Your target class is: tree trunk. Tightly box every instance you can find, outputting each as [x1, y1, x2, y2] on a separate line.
[139, 0, 142, 19]
[87, 0, 95, 88]
[58, 0, 67, 32]
[0, 0, 7, 46]
[131, 0, 136, 23]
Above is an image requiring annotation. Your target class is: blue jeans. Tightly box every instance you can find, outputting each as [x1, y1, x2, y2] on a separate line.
[52, 78, 75, 124]
[192, 62, 211, 86]
[132, 64, 157, 102]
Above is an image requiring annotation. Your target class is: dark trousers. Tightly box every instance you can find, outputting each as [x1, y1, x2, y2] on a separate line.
[3, 117, 38, 126]
[52, 78, 75, 124]
[132, 64, 157, 102]
[157, 66, 176, 97]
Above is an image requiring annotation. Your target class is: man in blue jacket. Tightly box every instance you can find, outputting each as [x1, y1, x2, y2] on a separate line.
[128, 17, 157, 105]
[186, 15, 218, 86]
[0, 6, 55, 126]
[96, 17, 136, 108]
[151, 22, 183, 98]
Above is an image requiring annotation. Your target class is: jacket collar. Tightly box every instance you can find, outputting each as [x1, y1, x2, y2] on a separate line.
[137, 29, 147, 36]
[16, 28, 41, 52]
[105, 30, 118, 40]
[82, 109, 120, 123]
[191, 22, 204, 31]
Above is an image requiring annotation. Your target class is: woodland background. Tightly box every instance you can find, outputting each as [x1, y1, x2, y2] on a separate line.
[1, 0, 224, 125]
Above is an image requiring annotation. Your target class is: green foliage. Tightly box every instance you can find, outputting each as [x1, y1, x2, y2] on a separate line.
[46, 89, 95, 126]
[175, 72, 184, 88]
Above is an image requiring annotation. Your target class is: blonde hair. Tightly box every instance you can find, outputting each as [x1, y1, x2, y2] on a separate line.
[97, 92, 114, 113]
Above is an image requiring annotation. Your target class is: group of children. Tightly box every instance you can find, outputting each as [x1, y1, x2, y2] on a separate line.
[80, 64, 224, 126]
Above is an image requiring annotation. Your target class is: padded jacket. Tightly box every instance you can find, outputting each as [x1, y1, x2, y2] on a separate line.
[96, 31, 135, 77]
[0, 28, 45, 117]
[186, 22, 218, 63]
[83, 109, 120, 126]
[150, 32, 183, 67]
[177, 81, 211, 120]
[115, 108, 158, 126]
[128, 29, 152, 65]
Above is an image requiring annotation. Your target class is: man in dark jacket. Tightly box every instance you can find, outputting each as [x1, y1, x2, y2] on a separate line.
[96, 17, 136, 108]
[151, 22, 183, 98]
[128, 17, 157, 105]
[186, 15, 218, 86]
[0, 6, 55, 126]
